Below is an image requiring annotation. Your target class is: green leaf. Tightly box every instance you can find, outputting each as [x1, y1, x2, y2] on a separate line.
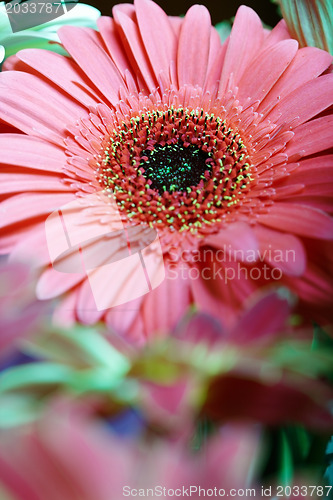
[0, 393, 42, 428]
[0, 363, 72, 392]
[279, 430, 294, 486]
[215, 21, 231, 43]
[24, 325, 130, 377]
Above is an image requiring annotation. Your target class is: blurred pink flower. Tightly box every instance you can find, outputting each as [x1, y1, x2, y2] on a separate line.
[0, 261, 45, 360]
[139, 292, 333, 431]
[0, 1, 332, 342]
[0, 404, 262, 500]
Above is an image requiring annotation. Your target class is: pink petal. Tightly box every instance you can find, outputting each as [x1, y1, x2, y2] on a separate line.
[266, 74, 333, 127]
[52, 288, 79, 327]
[285, 115, 333, 160]
[254, 224, 306, 276]
[177, 5, 211, 88]
[0, 173, 69, 194]
[105, 295, 144, 336]
[36, 266, 84, 299]
[229, 291, 291, 344]
[190, 277, 237, 327]
[175, 312, 225, 345]
[17, 49, 103, 107]
[0, 221, 45, 253]
[259, 47, 332, 113]
[257, 202, 333, 240]
[204, 222, 259, 263]
[284, 195, 333, 213]
[76, 278, 106, 325]
[135, 0, 177, 83]
[219, 6, 264, 94]
[0, 455, 40, 500]
[58, 26, 126, 106]
[97, 16, 133, 78]
[261, 19, 292, 49]
[113, 7, 157, 92]
[9, 227, 51, 267]
[205, 38, 229, 92]
[0, 72, 86, 141]
[142, 269, 192, 336]
[284, 155, 333, 184]
[0, 134, 65, 172]
[0, 193, 74, 228]
[145, 380, 188, 415]
[169, 16, 183, 37]
[237, 40, 298, 105]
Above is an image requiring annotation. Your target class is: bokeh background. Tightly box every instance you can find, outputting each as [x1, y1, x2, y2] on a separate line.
[88, 0, 281, 26]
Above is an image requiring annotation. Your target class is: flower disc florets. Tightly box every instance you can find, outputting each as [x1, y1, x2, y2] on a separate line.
[95, 98, 255, 234]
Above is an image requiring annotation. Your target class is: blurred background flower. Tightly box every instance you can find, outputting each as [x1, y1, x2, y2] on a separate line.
[0, 291, 331, 455]
[0, 1, 100, 63]
[0, 402, 265, 500]
[0, 260, 48, 363]
[277, 0, 333, 54]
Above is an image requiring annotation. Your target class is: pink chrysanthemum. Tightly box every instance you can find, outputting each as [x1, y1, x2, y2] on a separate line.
[0, 1, 333, 341]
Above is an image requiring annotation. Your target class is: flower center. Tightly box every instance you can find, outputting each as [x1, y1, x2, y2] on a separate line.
[95, 101, 256, 234]
[140, 140, 213, 194]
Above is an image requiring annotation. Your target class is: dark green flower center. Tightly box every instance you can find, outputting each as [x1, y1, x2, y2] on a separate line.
[139, 140, 213, 194]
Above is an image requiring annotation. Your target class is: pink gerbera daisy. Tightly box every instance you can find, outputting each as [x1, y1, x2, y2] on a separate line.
[0, 1, 333, 342]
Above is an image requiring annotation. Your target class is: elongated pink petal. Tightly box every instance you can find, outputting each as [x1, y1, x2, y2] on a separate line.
[237, 40, 298, 104]
[0, 456, 40, 500]
[254, 225, 306, 276]
[52, 288, 79, 327]
[76, 278, 110, 325]
[0, 174, 69, 194]
[36, 267, 84, 299]
[9, 227, 51, 267]
[266, 74, 333, 127]
[259, 47, 333, 113]
[17, 50, 103, 107]
[285, 115, 333, 159]
[204, 222, 259, 263]
[58, 26, 126, 106]
[205, 38, 229, 92]
[258, 203, 333, 240]
[0, 221, 45, 253]
[219, 6, 264, 93]
[135, 0, 177, 83]
[97, 16, 133, 78]
[105, 295, 145, 338]
[207, 27, 223, 71]
[0, 193, 74, 228]
[229, 292, 291, 344]
[0, 72, 86, 141]
[261, 19, 291, 49]
[177, 5, 211, 88]
[0, 135, 65, 172]
[284, 196, 333, 213]
[285, 155, 333, 183]
[113, 7, 156, 92]
[169, 16, 183, 37]
[142, 270, 192, 336]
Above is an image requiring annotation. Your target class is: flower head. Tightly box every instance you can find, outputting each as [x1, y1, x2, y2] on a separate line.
[0, 0, 333, 340]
